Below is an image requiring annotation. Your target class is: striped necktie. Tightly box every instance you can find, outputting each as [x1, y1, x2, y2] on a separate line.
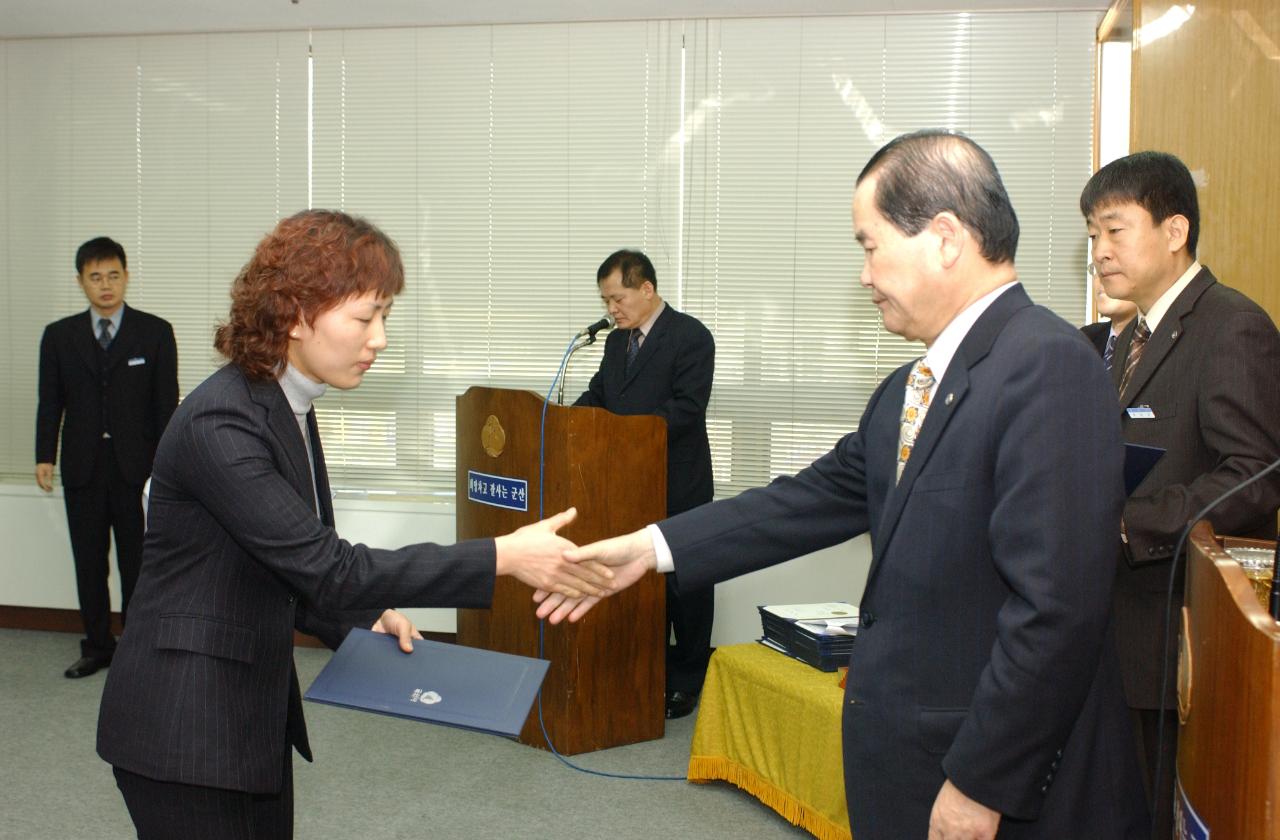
[1103, 332, 1117, 371]
[1117, 318, 1150, 397]
[97, 318, 113, 350]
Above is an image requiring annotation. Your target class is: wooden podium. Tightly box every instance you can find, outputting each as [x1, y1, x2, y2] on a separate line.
[1176, 521, 1279, 838]
[455, 386, 668, 754]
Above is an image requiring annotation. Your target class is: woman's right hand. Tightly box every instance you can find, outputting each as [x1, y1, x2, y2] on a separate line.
[493, 507, 614, 598]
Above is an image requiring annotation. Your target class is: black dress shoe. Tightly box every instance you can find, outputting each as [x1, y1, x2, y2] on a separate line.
[665, 690, 699, 720]
[65, 655, 111, 679]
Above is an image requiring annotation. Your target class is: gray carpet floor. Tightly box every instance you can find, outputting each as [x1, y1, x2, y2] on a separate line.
[0, 628, 813, 838]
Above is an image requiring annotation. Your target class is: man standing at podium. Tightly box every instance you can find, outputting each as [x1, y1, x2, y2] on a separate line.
[546, 132, 1149, 839]
[574, 249, 716, 720]
[1081, 151, 1280, 838]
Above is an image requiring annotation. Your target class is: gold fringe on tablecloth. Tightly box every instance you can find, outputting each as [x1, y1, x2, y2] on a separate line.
[688, 755, 852, 840]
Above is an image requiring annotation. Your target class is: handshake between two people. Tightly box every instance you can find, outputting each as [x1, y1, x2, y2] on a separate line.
[493, 507, 660, 625]
[374, 507, 657, 653]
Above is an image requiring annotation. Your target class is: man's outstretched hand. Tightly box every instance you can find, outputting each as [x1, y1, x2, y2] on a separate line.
[533, 528, 657, 623]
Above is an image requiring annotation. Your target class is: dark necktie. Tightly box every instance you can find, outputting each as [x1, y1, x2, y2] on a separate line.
[626, 329, 642, 371]
[1117, 318, 1150, 396]
[97, 318, 112, 350]
[1103, 333, 1117, 371]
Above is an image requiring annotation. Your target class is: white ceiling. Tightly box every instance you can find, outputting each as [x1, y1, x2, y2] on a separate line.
[2, 0, 1109, 39]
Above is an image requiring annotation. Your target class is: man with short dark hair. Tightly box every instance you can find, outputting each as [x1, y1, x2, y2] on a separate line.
[575, 248, 716, 719]
[36, 237, 179, 678]
[1082, 150, 1280, 838]
[545, 131, 1150, 839]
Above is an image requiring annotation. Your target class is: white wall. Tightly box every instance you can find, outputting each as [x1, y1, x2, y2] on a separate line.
[0, 486, 870, 645]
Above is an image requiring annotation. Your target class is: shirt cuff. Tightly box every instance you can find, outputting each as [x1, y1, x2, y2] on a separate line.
[646, 523, 675, 573]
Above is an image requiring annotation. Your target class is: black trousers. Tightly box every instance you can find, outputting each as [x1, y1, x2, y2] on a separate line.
[1131, 707, 1178, 840]
[114, 760, 294, 840]
[665, 577, 714, 694]
[62, 439, 145, 659]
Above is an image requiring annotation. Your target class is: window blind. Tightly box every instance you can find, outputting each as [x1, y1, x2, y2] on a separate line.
[1, 13, 1098, 499]
[681, 13, 1097, 495]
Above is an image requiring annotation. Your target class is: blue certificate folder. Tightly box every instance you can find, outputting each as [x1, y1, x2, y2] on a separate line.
[1124, 443, 1165, 495]
[304, 629, 549, 738]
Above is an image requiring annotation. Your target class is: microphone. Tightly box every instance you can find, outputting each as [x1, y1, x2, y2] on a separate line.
[577, 316, 613, 341]
[555, 317, 614, 405]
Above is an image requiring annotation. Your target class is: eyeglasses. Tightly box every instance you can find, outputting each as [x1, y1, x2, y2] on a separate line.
[83, 273, 124, 286]
[1086, 263, 1101, 278]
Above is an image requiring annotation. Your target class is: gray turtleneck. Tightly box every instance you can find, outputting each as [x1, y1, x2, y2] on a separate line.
[277, 363, 328, 516]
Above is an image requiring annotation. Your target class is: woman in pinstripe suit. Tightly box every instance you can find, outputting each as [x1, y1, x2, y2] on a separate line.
[97, 210, 609, 838]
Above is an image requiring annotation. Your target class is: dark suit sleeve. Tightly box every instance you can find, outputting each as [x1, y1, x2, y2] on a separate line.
[652, 319, 714, 435]
[176, 395, 495, 613]
[941, 331, 1125, 819]
[35, 324, 64, 465]
[1124, 308, 1280, 562]
[152, 319, 179, 437]
[659, 373, 888, 591]
[293, 601, 377, 650]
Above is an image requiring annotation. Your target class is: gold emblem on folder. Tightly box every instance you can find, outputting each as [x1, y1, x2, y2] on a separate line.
[481, 415, 506, 458]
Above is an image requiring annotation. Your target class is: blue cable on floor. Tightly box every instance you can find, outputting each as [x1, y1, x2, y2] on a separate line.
[532, 334, 686, 782]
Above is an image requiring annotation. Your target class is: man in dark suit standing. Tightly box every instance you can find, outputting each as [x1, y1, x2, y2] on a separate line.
[1081, 273, 1138, 369]
[575, 249, 715, 719]
[36, 237, 179, 679]
[543, 131, 1149, 839]
[1082, 151, 1280, 838]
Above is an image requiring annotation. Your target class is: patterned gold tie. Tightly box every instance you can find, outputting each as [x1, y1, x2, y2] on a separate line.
[1117, 317, 1150, 397]
[896, 359, 935, 483]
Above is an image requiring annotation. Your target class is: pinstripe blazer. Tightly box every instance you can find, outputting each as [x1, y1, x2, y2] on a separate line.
[97, 364, 497, 793]
[1110, 267, 1280, 708]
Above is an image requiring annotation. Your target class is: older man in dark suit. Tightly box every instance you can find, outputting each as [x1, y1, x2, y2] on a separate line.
[36, 237, 179, 678]
[575, 249, 716, 719]
[1083, 151, 1280, 839]
[542, 131, 1150, 839]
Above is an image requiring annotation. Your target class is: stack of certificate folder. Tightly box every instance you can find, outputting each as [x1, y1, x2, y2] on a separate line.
[758, 602, 859, 672]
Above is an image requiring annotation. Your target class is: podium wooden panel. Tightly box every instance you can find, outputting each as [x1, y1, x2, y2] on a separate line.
[455, 386, 667, 755]
[1176, 521, 1279, 838]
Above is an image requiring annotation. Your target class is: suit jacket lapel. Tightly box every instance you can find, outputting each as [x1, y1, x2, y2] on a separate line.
[248, 375, 318, 513]
[102, 304, 131, 372]
[307, 409, 335, 526]
[622, 304, 674, 387]
[73, 310, 101, 374]
[1118, 268, 1214, 407]
[869, 284, 1030, 576]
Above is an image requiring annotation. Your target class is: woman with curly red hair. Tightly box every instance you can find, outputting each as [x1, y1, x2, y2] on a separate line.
[96, 210, 609, 837]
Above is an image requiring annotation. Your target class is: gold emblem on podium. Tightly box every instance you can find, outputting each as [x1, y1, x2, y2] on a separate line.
[1177, 606, 1193, 724]
[481, 415, 506, 458]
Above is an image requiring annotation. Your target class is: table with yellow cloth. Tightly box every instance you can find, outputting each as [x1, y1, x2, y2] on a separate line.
[688, 643, 851, 840]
